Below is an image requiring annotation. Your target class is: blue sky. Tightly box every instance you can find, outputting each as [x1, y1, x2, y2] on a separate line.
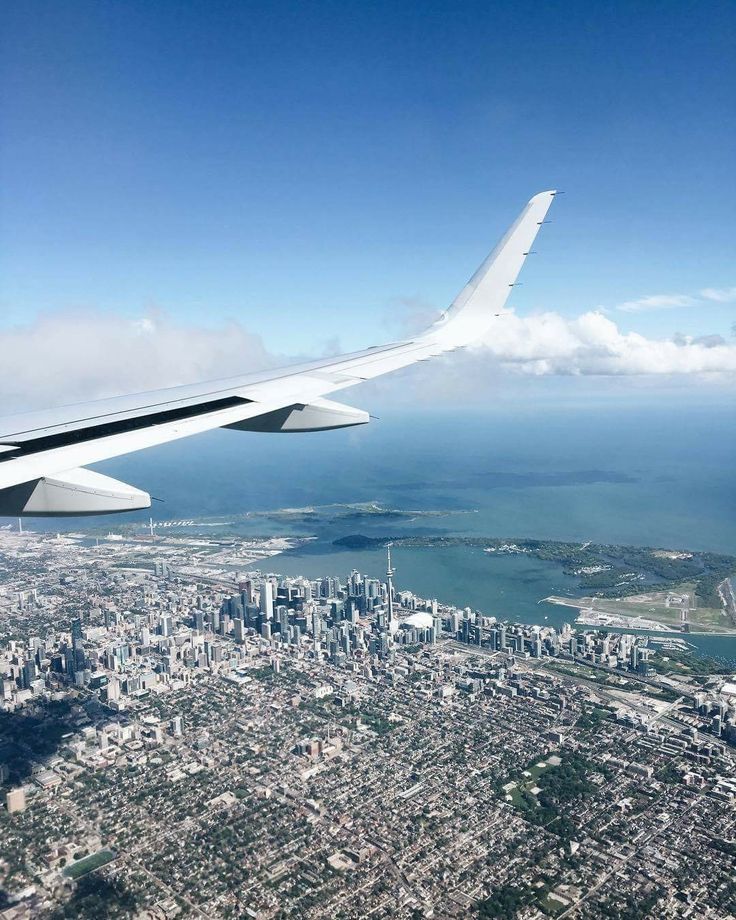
[1, 0, 735, 404]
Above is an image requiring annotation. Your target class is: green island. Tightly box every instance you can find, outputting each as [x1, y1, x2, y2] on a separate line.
[252, 502, 474, 523]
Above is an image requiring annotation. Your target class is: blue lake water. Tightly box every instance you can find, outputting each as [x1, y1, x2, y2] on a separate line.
[10, 405, 736, 659]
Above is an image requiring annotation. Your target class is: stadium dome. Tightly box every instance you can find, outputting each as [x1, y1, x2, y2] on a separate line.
[403, 611, 433, 629]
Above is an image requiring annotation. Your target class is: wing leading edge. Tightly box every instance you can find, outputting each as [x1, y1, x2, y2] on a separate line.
[0, 190, 556, 515]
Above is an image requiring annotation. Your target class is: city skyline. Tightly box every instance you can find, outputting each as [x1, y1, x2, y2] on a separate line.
[0, 523, 735, 916]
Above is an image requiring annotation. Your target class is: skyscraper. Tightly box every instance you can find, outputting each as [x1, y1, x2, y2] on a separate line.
[260, 581, 273, 620]
[71, 618, 83, 643]
[21, 658, 38, 689]
[71, 618, 86, 671]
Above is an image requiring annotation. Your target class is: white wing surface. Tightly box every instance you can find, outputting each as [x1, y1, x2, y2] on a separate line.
[0, 190, 556, 515]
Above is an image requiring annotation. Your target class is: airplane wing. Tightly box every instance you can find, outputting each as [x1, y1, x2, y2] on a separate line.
[0, 190, 556, 516]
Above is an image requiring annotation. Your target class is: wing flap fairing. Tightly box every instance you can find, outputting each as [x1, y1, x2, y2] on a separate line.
[0, 468, 151, 516]
[226, 398, 369, 433]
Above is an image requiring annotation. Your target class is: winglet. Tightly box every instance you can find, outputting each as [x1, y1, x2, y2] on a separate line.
[425, 190, 556, 348]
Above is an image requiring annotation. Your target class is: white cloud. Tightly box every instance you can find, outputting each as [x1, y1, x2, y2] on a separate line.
[700, 286, 736, 303]
[616, 293, 697, 313]
[615, 284, 736, 312]
[0, 309, 277, 413]
[0, 306, 734, 416]
[474, 311, 736, 376]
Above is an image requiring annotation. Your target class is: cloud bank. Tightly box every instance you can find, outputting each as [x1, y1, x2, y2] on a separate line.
[0, 309, 277, 413]
[475, 310, 736, 376]
[0, 306, 734, 414]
